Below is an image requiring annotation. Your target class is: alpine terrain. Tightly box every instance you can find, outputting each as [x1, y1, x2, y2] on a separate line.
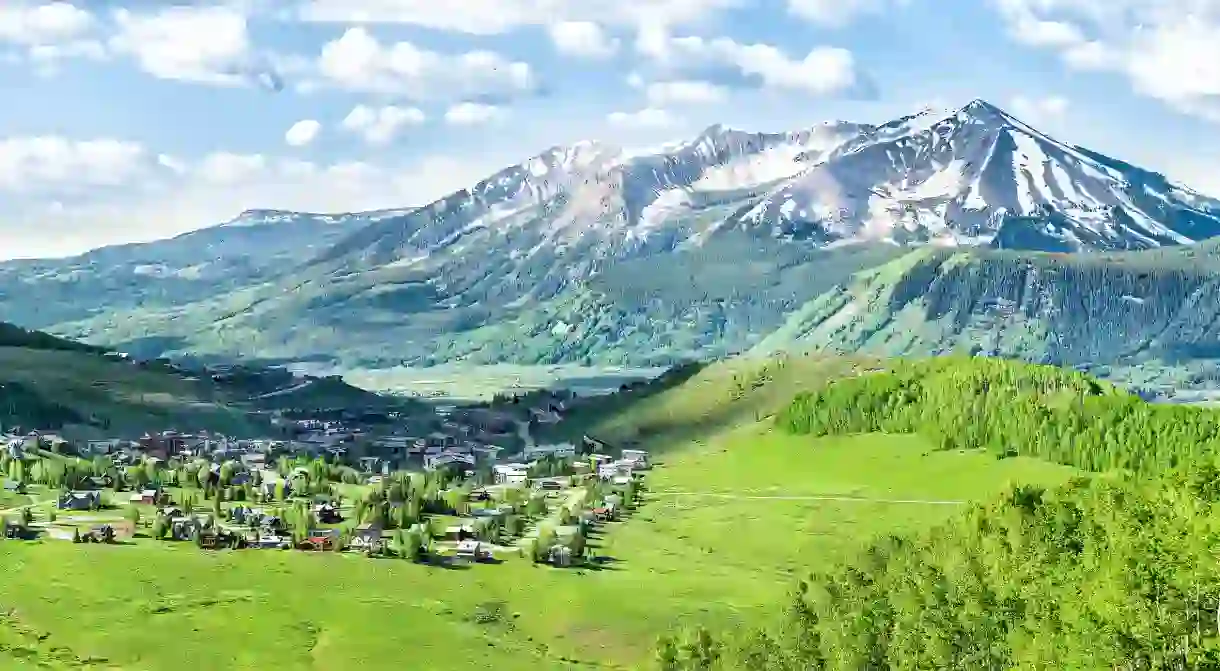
[7, 99, 1220, 373]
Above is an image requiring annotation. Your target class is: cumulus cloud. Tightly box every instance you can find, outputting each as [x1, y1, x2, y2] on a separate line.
[340, 104, 426, 144]
[284, 119, 321, 147]
[548, 21, 620, 59]
[0, 2, 105, 66]
[0, 138, 519, 259]
[108, 5, 280, 88]
[1009, 95, 1069, 123]
[637, 30, 861, 96]
[0, 2, 94, 45]
[313, 27, 534, 102]
[644, 80, 728, 105]
[0, 136, 146, 192]
[444, 103, 504, 126]
[994, 0, 1220, 121]
[607, 108, 677, 128]
[295, 0, 741, 34]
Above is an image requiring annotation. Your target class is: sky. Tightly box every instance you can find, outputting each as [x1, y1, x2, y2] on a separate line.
[2, 0, 1220, 259]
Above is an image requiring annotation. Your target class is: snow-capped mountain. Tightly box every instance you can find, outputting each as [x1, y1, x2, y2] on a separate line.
[314, 99, 1220, 283]
[723, 100, 1220, 250]
[15, 98, 1220, 369]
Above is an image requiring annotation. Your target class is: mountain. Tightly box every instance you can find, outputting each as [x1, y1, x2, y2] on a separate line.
[750, 241, 1220, 382]
[13, 99, 1220, 373]
[0, 209, 375, 330]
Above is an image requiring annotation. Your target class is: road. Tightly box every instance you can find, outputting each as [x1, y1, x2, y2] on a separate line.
[0, 497, 56, 516]
[649, 491, 965, 506]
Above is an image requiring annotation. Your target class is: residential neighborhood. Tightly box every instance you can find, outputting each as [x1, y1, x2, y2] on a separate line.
[0, 386, 649, 570]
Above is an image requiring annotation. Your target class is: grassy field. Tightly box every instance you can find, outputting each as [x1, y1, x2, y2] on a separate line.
[0, 347, 265, 439]
[341, 364, 665, 401]
[0, 423, 1081, 670]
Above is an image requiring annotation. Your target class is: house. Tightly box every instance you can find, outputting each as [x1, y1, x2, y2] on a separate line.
[58, 490, 101, 511]
[454, 539, 492, 562]
[534, 478, 565, 492]
[313, 502, 342, 524]
[129, 489, 160, 505]
[85, 439, 119, 455]
[3, 521, 38, 540]
[350, 524, 384, 552]
[582, 435, 609, 454]
[299, 528, 340, 551]
[424, 452, 475, 472]
[443, 523, 476, 542]
[493, 464, 529, 486]
[524, 443, 576, 460]
[597, 464, 619, 481]
[621, 449, 650, 469]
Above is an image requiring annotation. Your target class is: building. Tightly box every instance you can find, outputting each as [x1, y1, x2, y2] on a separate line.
[424, 452, 475, 472]
[493, 464, 529, 486]
[621, 449, 650, 469]
[524, 443, 576, 461]
[58, 491, 101, 510]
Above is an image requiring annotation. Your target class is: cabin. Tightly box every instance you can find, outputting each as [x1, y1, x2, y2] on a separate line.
[455, 539, 492, 562]
[58, 490, 101, 511]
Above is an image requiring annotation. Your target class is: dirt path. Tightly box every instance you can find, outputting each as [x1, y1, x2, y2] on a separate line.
[649, 491, 966, 505]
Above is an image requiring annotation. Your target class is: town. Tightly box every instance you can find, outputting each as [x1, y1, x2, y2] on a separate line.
[0, 384, 650, 568]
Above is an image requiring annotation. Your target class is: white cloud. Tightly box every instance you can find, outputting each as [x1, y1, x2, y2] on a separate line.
[0, 2, 94, 45]
[1010, 95, 1069, 123]
[284, 119, 322, 147]
[108, 6, 266, 86]
[340, 104, 426, 144]
[995, 0, 1220, 122]
[314, 27, 534, 101]
[607, 108, 677, 128]
[0, 136, 146, 192]
[786, 0, 894, 27]
[0, 2, 105, 67]
[295, 0, 740, 34]
[645, 80, 728, 105]
[638, 31, 860, 96]
[548, 21, 620, 59]
[444, 103, 504, 126]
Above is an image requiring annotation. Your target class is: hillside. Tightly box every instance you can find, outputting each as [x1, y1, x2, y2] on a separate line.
[16, 99, 1220, 372]
[751, 242, 1220, 382]
[660, 357, 1220, 669]
[0, 321, 278, 436]
[0, 209, 370, 332]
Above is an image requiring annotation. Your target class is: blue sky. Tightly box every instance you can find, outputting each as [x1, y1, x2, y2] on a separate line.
[1, 0, 1218, 258]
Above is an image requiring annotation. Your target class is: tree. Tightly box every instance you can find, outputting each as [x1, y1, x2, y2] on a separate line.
[151, 516, 167, 540]
[71, 528, 81, 544]
[655, 634, 681, 671]
[211, 494, 222, 520]
[124, 506, 140, 528]
[19, 507, 33, 527]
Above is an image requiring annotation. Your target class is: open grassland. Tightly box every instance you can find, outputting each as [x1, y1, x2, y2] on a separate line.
[0, 425, 1081, 670]
[343, 364, 665, 401]
[0, 347, 264, 438]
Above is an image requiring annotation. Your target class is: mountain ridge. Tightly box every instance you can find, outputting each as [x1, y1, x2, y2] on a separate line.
[7, 98, 1220, 375]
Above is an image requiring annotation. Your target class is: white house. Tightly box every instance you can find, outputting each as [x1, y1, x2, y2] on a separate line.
[493, 463, 529, 486]
[424, 453, 475, 471]
[524, 443, 576, 461]
[621, 449, 650, 469]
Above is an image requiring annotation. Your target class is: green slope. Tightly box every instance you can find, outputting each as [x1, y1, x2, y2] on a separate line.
[753, 242, 1220, 383]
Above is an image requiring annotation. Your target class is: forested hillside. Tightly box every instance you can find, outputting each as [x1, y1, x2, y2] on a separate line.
[757, 243, 1220, 372]
[656, 357, 1220, 669]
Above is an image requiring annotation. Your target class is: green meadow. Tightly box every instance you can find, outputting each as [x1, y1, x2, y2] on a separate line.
[0, 424, 1080, 670]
